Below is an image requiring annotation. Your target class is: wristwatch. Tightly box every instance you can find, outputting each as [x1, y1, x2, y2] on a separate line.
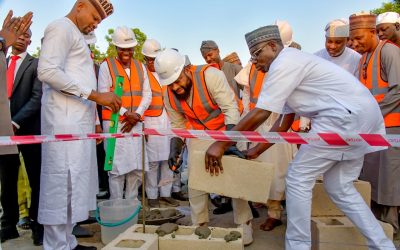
[0, 37, 7, 54]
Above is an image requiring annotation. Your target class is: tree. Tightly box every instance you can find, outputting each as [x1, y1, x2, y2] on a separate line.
[31, 46, 41, 58]
[103, 27, 147, 62]
[372, 0, 400, 14]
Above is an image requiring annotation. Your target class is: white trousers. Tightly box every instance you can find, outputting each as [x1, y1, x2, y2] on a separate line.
[145, 161, 174, 199]
[43, 171, 78, 250]
[109, 170, 142, 200]
[189, 187, 253, 225]
[172, 172, 181, 193]
[285, 147, 395, 250]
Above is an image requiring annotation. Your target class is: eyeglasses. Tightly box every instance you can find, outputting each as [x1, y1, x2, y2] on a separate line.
[250, 44, 268, 62]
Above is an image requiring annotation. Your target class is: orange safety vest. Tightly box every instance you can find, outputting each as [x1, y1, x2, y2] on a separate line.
[167, 65, 226, 130]
[102, 58, 144, 121]
[358, 40, 400, 128]
[248, 64, 266, 110]
[144, 69, 166, 117]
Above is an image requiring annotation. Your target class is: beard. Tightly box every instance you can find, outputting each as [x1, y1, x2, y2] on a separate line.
[175, 81, 192, 100]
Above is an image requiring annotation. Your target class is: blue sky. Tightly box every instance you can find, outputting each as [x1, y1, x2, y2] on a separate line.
[0, 0, 382, 64]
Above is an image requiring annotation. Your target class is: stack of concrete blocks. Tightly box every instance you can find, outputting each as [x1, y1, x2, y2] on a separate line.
[311, 179, 393, 250]
[188, 139, 275, 203]
[103, 224, 244, 250]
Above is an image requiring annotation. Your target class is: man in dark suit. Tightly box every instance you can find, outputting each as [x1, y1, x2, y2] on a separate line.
[0, 10, 33, 244]
[8, 28, 43, 246]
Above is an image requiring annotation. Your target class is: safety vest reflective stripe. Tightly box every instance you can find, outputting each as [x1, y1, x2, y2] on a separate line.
[102, 58, 144, 121]
[144, 69, 164, 117]
[359, 40, 400, 127]
[249, 64, 266, 110]
[168, 65, 226, 130]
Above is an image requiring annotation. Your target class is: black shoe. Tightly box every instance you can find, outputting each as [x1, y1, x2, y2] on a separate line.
[72, 225, 93, 238]
[74, 245, 97, 250]
[96, 191, 110, 199]
[31, 222, 43, 246]
[0, 227, 19, 243]
[249, 202, 260, 218]
[210, 196, 223, 208]
[171, 191, 188, 201]
[213, 201, 233, 215]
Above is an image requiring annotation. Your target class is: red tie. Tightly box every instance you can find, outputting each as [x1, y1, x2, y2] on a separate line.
[7, 55, 20, 98]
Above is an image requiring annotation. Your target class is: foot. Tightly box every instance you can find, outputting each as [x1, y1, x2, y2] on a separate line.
[96, 190, 110, 199]
[147, 198, 160, 208]
[260, 217, 282, 231]
[72, 225, 93, 238]
[17, 217, 31, 230]
[239, 222, 253, 246]
[73, 245, 97, 250]
[31, 221, 43, 246]
[0, 228, 19, 243]
[171, 191, 188, 201]
[249, 202, 260, 218]
[159, 197, 180, 207]
[77, 216, 97, 225]
[213, 201, 233, 215]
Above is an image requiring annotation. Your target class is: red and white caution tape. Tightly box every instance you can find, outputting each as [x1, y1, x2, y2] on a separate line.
[0, 128, 399, 147]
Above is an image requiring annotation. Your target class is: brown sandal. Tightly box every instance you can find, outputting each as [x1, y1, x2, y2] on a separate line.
[260, 218, 282, 231]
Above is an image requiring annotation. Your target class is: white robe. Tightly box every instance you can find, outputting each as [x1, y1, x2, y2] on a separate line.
[38, 18, 98, 225]
[98, 60, 152, 175]
[144, 72, 170, 163]
[314, 47, 361, 77]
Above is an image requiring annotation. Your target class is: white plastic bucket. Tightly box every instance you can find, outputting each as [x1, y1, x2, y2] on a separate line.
[97, 198, 141, 244]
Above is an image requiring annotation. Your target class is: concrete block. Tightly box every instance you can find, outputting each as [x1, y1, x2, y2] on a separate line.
[102, 230, 158, 250]
[312, 179, 371, 217]
[311, 216, 393, 250]
[188, 139, 274, 203]
[158, 225, 243, 250]
[129, 224, 243, 250]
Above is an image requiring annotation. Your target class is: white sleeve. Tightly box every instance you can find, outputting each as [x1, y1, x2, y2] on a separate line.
[38, 21, 92, 99]
[256, 54, 305, 114]
[135, 63, 152, 116]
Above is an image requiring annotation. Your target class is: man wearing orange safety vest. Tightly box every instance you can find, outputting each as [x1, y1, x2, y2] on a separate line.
[141, 39, 181, 208]
[98, 26, 152, 200]
[350, 13, 400, 235]
[154, 49, 254, 245]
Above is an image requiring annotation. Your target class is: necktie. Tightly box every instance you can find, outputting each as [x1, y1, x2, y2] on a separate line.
[6, 55, 20, 98]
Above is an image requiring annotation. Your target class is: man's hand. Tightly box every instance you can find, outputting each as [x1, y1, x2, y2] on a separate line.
[224, 145, 246, 159]
[124, 111, 141, 127]
[205, 141, 226, 176]
[121, 119, 134, 133]
[95, 124, 103, 144]
[88, 91, 121, 113]
[242, 146, 261, 160]
[0, 11, 33, 47]
[168, 137, 184, 171]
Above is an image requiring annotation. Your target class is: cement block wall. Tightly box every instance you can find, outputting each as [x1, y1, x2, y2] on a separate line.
[312, 180, 371, 217]
[106, 224, 244, 250]
[311, 216, 393, 250]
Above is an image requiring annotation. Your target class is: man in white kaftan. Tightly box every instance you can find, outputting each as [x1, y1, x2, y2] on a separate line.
[38, 1, 118, 249]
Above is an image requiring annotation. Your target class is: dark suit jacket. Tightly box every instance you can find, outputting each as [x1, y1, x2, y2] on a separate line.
[0, 52, 18, 155]
[9, 53, 42, 135]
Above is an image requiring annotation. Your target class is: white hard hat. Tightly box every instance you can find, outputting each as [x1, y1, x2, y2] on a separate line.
[84, 31, 97, 45]
[154, 48, 186, 86]
[274, 20, 293, 48]
[142, 39, 162, 58]
[112, 26, 138, 48]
